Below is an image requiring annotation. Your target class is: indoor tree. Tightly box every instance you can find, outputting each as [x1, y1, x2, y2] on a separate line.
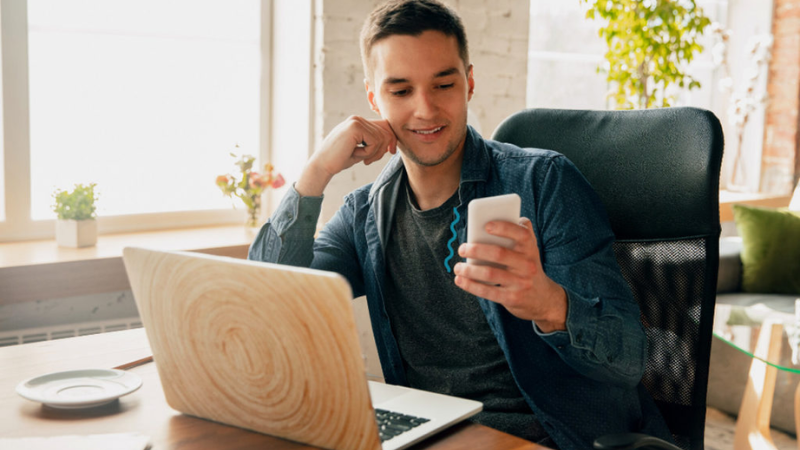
[583, 0, 711, 109]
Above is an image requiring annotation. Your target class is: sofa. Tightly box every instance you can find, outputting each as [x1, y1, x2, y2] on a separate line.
[706, 236, 800, 435]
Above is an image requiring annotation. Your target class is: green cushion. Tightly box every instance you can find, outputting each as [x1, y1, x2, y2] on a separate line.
[732, 204, 800, 295]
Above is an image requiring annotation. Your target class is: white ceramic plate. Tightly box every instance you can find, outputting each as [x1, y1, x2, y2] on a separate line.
[16, 369, 143, 409]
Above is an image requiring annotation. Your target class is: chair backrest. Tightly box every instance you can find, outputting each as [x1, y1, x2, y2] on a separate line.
[492, 107, 723, 450]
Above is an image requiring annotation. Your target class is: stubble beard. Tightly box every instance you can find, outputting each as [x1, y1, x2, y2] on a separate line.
[399, 140, 460, 167]
[397, 121, 468, 168]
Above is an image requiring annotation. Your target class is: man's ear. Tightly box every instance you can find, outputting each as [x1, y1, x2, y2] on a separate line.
[365, 79, 381, 115]
[467, 64, 475, 101]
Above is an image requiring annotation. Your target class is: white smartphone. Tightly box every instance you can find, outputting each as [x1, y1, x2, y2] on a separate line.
[466, 193, 521, 267]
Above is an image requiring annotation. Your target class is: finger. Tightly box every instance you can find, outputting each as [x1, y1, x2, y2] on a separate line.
[373, 119, 398, 153]
[351, 148, 374, 165]
[516, 216, 541, 256]
[349, 117, 385, 145]
[342, 116, 376, 149]
[485, 220, 531, 244]
[362, 137, 391, 164]
[359, 118, 393, 144]
[458, 242, 524, 267]
[350, 143, 383, 165]
[381, 128, 398, 156]
[454, 274, 506, 303]
[459, 242, 539, 278]
[456, 274, 538, 321]
[364, 147, 390, 165]
[358, 119, 396, 162]
[455, 276, 530, 314]
[518, 217, 535, 238]
[373, 118, 397, 139]
[453, 262, 516, 287]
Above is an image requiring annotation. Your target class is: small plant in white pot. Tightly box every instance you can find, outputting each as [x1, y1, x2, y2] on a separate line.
[52, 183, 98, 248]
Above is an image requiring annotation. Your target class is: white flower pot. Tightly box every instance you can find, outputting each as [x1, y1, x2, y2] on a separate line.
[56, 219, 97, 248]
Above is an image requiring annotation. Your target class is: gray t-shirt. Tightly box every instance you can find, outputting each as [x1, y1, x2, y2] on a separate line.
[383, 175, 551, 444]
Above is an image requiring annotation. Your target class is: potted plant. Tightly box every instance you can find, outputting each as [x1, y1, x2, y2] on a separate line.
[52, 183, 99, 248]
[216, 151, 285, 227]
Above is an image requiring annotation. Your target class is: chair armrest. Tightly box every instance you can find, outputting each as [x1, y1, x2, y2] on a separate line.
[594, 433, 682, 450]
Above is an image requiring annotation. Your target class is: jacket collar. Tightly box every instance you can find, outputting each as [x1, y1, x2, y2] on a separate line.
[367, 125, 490, 201]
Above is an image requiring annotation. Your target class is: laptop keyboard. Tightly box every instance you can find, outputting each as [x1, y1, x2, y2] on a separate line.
[375, 409, 431, 442]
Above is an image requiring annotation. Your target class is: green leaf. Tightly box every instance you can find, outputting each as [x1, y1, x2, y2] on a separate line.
[51, 183, 98, 220]
[584, 0, 711, 109]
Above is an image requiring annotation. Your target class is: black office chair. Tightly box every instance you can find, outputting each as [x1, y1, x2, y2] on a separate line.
[492, 107, 724, 450]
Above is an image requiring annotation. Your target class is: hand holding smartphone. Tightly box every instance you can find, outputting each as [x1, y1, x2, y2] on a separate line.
[466, 193, 521, 267]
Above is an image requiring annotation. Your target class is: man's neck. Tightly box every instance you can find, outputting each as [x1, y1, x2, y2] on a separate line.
[403, 150, 464, 211]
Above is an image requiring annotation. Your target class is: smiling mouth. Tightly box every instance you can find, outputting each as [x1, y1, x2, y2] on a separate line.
[412, 126, 444, 135]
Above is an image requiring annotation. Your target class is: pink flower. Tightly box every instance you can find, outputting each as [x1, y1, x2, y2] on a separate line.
[216, 154, 285, 206]
[271, 174, 286, 189]
[216, 174, 231, 186]
[249, 172, 269, 189]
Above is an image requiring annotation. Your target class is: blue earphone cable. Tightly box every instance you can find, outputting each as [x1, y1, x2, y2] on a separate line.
[444, 206, 461, 273]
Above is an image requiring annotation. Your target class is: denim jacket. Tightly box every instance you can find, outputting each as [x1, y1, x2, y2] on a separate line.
[248, 127, 672, 449]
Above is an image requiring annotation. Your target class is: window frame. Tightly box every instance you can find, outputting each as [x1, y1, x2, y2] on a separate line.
[0, 0, 273, 242]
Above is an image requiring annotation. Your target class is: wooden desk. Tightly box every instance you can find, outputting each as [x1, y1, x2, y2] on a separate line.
[0, 329, 543, 450]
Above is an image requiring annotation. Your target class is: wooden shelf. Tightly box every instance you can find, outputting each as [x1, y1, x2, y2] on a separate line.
[719, 192, 792, 222]
[0, 225, 256, 306]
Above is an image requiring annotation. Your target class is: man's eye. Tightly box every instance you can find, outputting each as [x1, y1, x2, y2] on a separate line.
[391, 89, 409, 96]
[439, 83, 455, 89]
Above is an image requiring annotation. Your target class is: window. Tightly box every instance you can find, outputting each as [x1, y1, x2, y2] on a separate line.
[528, 1, 727, 111]
[1, 0, 271, 241]
[527, 0, 773, 192]
[527, 1, 607, 110]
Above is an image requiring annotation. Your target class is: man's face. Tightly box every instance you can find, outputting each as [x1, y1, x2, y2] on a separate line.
[366, 30, 474, 168]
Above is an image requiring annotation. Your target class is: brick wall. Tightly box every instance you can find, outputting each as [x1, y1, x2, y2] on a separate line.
[762, 0, 800, 194]
[315, 0, 530, 222]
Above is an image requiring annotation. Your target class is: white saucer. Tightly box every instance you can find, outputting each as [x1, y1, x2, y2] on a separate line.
[16, 369, 143, 409]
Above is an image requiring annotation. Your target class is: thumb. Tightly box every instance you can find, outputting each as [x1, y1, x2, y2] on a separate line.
[518, 216, 534, 231]
[519, 216, 538, 246]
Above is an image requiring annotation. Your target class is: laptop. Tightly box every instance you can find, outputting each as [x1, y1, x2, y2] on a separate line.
[123, 247, 481, 450]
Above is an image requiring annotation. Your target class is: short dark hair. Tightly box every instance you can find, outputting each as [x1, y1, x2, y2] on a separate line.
[360, 0, 469, 80]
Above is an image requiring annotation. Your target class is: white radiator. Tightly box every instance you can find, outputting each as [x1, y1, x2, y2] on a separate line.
[0, 318, 142, 347]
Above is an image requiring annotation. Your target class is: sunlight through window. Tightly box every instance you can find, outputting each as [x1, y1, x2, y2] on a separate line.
[27, 0, 261, 219]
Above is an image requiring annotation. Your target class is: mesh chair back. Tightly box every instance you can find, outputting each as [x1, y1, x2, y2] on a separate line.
[492, 107, 723, 450]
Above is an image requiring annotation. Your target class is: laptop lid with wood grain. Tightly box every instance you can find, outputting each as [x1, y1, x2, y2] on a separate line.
[123, 247, 381, 449]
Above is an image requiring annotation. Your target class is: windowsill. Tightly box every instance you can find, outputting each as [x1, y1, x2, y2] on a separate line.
[719, 191, 793, 222]
[1, 190, 790, 307]
[0, 225, 257, 306]
[0, 225, 256, 268]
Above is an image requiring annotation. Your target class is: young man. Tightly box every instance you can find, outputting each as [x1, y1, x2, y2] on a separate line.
[249, 1, 673, 448]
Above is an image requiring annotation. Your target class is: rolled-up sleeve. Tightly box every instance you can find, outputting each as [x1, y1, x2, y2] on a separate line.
[248, 185, 323, 266]
[248, 185, 366, 298]
[534, 287, 646, 388]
